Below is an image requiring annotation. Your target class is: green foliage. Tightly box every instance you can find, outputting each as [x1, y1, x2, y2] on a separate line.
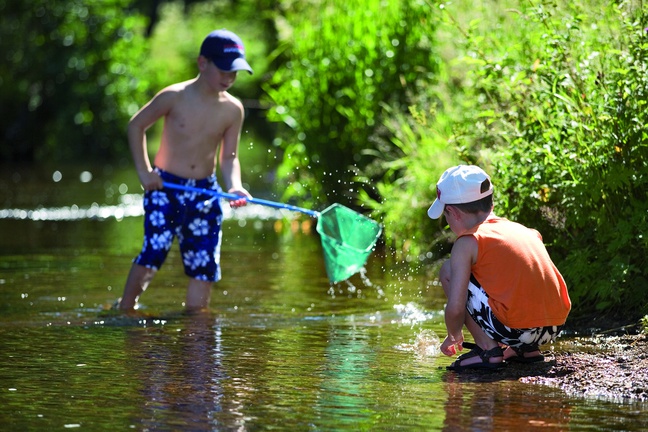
[359, 104, 458, 261]
[433, 0, 648, 317]
[0, 0, 275, 165]
[146, 1, 272, 101]
[362, 0, 647, 317]
[0, 0, 148, 162]
[264, 0, 438, 207]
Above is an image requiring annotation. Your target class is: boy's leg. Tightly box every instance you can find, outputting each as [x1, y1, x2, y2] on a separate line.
[439, 261, 502, 366]
[118, 179, 175, 313]
[185, 278, 213, 312]
[455, 313, 503, 366]
[178, 178, 222, 313]
[502, 346, 542, 360]
[119, 263, 157, 311]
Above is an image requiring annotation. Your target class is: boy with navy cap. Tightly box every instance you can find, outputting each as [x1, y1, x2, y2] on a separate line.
[429, 165, 571, 371]
[117, 29, 253, 314]
[200, 29, 253, 74]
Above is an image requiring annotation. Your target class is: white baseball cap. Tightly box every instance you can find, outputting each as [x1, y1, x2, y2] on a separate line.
[427, 165, 494, 219]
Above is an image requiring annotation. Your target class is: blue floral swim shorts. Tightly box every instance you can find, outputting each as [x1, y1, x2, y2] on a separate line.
[134, 167, 224, 282]
[466, 275, 562, 352]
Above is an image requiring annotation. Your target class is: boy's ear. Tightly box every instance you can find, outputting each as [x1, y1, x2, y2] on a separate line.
[446, 205, 462, 220]
[197, 55, 209, 71]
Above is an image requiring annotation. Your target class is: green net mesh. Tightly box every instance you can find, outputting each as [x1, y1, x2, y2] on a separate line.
[315, 204, 382, 284]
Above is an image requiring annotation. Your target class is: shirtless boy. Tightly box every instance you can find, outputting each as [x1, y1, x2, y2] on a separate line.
[117, 29, 253, 313]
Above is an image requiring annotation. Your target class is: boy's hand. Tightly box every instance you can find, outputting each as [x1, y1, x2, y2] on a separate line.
[227, 188, 252, 208]
[139, 170, 163, 191]
[441, 334, 464, 356]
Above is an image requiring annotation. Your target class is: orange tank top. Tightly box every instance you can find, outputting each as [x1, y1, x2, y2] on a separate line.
[463, 217, 571, 328]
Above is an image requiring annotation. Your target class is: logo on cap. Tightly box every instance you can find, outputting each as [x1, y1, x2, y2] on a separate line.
[223, 44, 244, 55]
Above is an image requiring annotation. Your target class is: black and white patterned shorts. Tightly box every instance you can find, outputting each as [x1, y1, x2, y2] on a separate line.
[466, 275, 562, 352]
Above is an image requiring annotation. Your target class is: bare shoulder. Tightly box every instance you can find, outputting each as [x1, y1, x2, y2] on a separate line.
[222, 90, 243, 105]
[452, 235, 479, 264]
[454, 234, 478, 250]
[138, 80, 194, 116]
[155, 79, 195, 101]
[221, 91, 245, 114]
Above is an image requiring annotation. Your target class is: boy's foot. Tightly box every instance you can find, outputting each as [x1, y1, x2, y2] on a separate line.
[102, 298, 152, 317]
[446, 343, 505, 372]
[503, 346, 545, 363]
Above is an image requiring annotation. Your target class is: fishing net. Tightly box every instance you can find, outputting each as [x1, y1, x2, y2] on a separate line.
[316, 204, 382, 284]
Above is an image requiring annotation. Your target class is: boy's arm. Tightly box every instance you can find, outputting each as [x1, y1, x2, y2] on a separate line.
[127, 89, 175, 190]
[218, 103, 251, 203]
[440, 235, 477, 355]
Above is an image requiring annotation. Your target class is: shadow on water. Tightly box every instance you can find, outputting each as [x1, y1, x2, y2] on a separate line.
[1, 164, 648, 430]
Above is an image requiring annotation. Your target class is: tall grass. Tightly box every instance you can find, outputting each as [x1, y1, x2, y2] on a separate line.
[264, 0, 438, 207]
[367, 0, 648, 318]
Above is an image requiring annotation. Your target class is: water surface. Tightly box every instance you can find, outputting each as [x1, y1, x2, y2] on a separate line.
[1, 164, 647, 431]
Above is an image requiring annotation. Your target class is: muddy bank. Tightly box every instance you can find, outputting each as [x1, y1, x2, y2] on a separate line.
[519, 333, 648, 402]
[451, 331, 648, 403]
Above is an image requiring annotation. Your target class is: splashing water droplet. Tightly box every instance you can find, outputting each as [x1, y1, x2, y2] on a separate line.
[413, 329, 441, 357]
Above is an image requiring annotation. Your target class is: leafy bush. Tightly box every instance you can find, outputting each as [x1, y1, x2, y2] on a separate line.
[486, 2, 648, 316]
[0, 0, 148, 162]
[264, 0, 438, 207]
[385, 0, 647, 317]
[366, 0, 647, 318]
[359, 104, 459, 263]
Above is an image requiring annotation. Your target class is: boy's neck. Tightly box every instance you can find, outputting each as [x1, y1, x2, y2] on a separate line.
[194, 74, 227, 97]
[457, 210, 495, 234]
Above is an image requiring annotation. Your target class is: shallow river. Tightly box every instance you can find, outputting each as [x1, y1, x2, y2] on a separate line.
[1, 164, 647, 431]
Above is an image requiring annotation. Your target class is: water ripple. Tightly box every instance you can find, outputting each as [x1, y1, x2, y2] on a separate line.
[0, 194, 293, 221]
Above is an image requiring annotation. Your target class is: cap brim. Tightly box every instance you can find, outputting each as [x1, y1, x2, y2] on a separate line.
[213, 57, 253, 74]
[427, 200, 444, 219]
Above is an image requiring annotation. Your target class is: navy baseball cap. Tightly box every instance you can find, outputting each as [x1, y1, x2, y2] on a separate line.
[200, 29, 253, 74]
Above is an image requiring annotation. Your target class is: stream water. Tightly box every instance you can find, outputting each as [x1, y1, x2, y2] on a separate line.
[1, 164, 647, 431]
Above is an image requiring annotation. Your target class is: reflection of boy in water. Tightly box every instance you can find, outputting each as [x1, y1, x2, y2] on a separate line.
[117, 30, 253, 313]
[427, 165, 571, 371]
[126, 314, 237, 428]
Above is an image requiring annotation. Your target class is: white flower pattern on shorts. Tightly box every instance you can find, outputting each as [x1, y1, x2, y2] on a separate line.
[189, 218, 209, 236]
[133, 168, 224, 281]
[183, 249, 211, 270]
[149, 210, 165, 227]
[151, 191, 169, 206]
[150, 230, 173, 250]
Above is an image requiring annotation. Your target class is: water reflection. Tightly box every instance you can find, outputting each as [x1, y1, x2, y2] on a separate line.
[124, 314, 244, 430]
[2, 165, 648, 430]
[442, 372, 572, 431]
[318, 326, 374, 426]
[0, 194, 288, 221]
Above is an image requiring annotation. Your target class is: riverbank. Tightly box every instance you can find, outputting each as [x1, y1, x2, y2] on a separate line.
[450, 323, 648, 403]
[519, 332, 648, 402]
